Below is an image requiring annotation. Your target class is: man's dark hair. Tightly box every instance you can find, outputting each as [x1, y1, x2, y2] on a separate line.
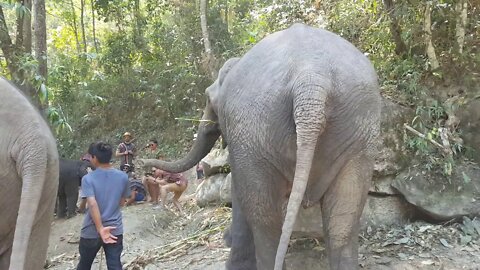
[88, 141, 112, 164]
[150, 139, 158, 145]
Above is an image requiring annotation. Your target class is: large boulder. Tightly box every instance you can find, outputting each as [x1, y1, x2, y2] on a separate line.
[292, 194, 416, 238]
[392, 162, 480, 220]
[201, 148, 229, 177]
[196, 173, 231, 207]
[459, 99, 480, 162]
[374, 99, 413, 179]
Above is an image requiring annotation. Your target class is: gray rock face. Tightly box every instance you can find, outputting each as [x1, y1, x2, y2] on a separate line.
[459, 99, 480, 162]
[392, 163, 480, 221]
[292, 195, 416, 238]
[196, 173, 231, 207]
[201, 148, 229, 177]
[374, 99, 412, 178]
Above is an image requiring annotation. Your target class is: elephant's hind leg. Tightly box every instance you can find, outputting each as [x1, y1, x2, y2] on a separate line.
[227, 192, 257, 270]
[321, 155, 373, 270]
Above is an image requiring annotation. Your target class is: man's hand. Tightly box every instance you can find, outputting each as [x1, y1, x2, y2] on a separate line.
[99, 226, 118, 244]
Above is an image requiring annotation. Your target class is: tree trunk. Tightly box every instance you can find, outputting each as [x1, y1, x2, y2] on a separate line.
[23, 0, 32, 53]
[0, 5, 20, 80]
[70, 0, 81, 54]
[200, 0, 217, 79]
[34, 0, 47, 109]
[133, 0, 146, 50]
[383, 0, 407, 56]
[80, 0, 87, 53]
[225, 0, 228, 33]
[15, 0, 25, 49]
[424, 1, 440, 70]
[91, 0, 98, 53]
[455, 0, 468, 54]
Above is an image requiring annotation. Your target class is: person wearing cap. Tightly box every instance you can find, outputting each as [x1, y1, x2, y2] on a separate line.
[144, 139, 162, 160]
[115, 132, 137, 171]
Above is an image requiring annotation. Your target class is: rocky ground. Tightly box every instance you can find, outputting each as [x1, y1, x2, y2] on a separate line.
[45, 197, 480, 270]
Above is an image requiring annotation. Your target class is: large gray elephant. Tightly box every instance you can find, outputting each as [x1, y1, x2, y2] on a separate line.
[0, 78, 59, 269]
[56, 158, 93, 218]
[140, 24, 381, 270]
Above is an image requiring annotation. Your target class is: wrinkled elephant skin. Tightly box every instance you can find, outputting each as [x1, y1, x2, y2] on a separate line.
[140, 24, 381, 270]
[57, 159, 93, 218]
[0, 78, 59, 270]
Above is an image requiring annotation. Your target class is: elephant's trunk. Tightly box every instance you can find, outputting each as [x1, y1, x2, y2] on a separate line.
[138, 102, 221, 173]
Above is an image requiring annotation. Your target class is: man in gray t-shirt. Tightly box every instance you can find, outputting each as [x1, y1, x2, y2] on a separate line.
[77, 142, 130, 270]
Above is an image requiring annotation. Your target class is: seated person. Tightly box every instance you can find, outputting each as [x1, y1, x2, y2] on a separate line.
[196, 162, 204, 181]
[120, 163, 133, 176]
[143, 167, 162, 205]
[150, 167, 188, 214]
[125, 174, 147, 206]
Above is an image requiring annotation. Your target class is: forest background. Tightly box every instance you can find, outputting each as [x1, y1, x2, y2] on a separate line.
[0, 0, 478, 175]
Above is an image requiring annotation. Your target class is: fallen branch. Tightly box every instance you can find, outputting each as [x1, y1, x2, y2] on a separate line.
[403, 124, 449, 154]
[124, 221, 228, 269]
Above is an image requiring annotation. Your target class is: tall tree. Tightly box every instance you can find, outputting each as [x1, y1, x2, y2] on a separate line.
[23, 0, 32, 53]
[15, 0, 25, 49]
[34, 0, 47, 109]
[424, 1, 439, 69]
[69, 0, 81, 53]
[80, 0, 87, 53]
[455, 0, 468, 54]
[200, 0, 217, 79]
[383, 0, 407, 56]
[0, 5, 20, 81]
[91, 0, 99, 53]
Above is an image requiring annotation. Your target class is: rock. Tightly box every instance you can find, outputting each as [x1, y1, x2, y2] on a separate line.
[392, 162, 480, 221]
[201, 148, 229, 177]
[292, 195, 415, 238]
[196, 173, 231, 207]
[293, 203, 324, 238]
[374, 99, 413, 178]
[459, 99, 480, 162]
[361, 195, 415, 227]
[219, 173, 232, 202]
[370, 175, 399, 195]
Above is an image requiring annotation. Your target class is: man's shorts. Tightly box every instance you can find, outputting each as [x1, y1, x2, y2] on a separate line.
[135, 192, 145, 202]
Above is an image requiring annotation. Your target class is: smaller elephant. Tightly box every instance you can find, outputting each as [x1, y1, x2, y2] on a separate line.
[56, 159, 93, 218]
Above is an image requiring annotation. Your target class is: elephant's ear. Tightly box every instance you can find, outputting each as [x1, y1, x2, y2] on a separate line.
[206, 57, 240, 113]
[218, 57, 240, 86]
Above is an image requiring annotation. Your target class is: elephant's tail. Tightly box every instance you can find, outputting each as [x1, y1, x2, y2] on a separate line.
[9, 135, 58, 270]
[274, 78, 328, 270]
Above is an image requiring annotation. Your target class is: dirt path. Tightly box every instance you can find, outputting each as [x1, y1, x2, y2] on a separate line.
[45, 198, 480, 270]
[45, 170, 480, 270]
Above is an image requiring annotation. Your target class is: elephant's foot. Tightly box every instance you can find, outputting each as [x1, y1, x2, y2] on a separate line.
[327, 252, 358, 270]
[226, 257, 257, 270]
[66, 212, 77, 219]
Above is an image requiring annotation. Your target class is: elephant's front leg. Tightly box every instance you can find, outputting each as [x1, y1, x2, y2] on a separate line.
[321, 156, 372, 270]
[66, 185, 79, 218]
[57, 193, 67, 218]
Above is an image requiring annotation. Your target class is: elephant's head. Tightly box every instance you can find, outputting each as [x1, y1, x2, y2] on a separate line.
[138, 58, 240, 172]
[78, 160, 94, 185]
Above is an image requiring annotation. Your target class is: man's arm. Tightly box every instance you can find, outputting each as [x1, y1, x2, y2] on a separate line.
[86, 196, 118, 243]
[115, 144, 126, 157]
[121, 177, 131, 206]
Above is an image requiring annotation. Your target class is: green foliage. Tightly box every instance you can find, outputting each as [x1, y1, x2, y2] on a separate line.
[3, 0, 477, 165]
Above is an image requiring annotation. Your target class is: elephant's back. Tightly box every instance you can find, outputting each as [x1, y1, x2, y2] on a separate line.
[218, 24, 381, 182]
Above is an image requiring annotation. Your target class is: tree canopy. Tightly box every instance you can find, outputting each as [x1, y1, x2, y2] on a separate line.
[0, 0, 478, 167]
